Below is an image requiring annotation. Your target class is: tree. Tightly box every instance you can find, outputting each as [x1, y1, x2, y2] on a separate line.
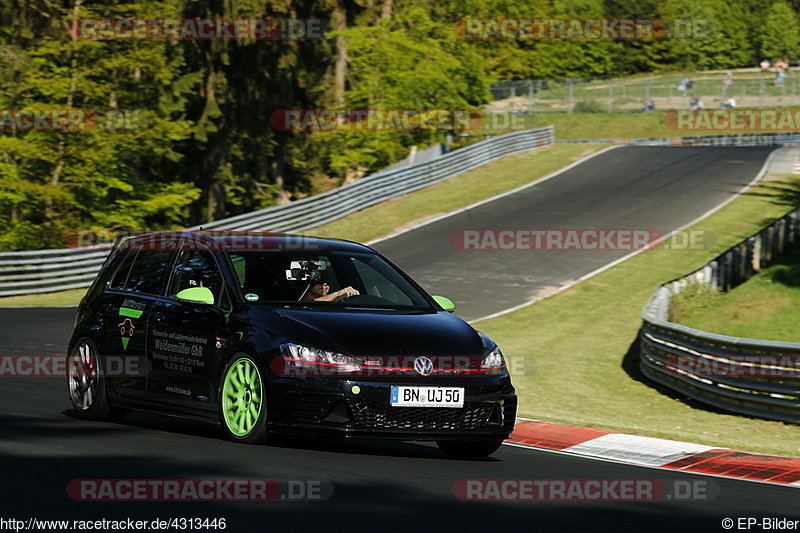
[0, 0, 197, 250]
[656, 0, 752, 71]
[311, 5, 490, 181]
[758, 0, 799, 61]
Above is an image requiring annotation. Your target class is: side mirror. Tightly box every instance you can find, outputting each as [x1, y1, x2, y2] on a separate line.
[176, 286, 215, 305]
[432, 295, 456, 312]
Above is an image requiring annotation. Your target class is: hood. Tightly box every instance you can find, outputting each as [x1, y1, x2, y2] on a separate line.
[268, 306, 483, 356]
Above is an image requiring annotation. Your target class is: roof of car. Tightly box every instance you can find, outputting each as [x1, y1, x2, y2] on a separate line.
[113, 231, 372, 254]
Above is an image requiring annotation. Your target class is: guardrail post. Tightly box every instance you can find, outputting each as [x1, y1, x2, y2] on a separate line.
[766, 226, 774, 264]
[752, 235, 761, 272]
[777, 219, 787, 254]
[709, 260, 719, 291]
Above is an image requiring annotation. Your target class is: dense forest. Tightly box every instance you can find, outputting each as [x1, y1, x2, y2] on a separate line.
[1, 0, 799, 250]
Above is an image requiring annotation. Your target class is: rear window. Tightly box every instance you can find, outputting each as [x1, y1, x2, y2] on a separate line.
[122, 251, 173, 294]
[109, 251, 137, 290]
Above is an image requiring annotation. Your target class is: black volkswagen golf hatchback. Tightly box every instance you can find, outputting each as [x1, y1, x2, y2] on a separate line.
[68, 232, 517, 458]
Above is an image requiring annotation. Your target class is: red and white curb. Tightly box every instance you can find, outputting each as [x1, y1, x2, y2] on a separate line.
[793, 152, 800, 174]
[507, 419, 800, 488]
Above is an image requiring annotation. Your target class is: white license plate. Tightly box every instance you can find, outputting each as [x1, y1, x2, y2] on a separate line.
[390, 386, 464, 408]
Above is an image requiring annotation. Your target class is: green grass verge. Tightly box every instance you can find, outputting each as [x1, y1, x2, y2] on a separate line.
[0, 143, 606, 307]
[516, 112, 676, 139]
[671, 247, 800, 342]
[0, 288, 88, 307]
[309, 143, 605, 243]
[475, 173, 800, 457]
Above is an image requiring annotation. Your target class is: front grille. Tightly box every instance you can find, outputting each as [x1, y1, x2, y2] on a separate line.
[348, 400, 496, 431]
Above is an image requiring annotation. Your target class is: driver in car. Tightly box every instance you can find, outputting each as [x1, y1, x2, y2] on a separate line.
[300, 271, 360, 302]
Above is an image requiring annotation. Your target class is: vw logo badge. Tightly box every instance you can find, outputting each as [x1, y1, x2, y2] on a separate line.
[414, 356, 434, 376]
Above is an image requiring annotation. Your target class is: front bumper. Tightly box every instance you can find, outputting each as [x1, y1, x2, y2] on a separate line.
[267, 375, 517, 441]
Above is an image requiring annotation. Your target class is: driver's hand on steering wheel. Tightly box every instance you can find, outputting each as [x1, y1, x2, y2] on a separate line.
[334, 286, 360, 300]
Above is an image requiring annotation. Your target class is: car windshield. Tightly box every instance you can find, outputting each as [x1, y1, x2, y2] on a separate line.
[227, 250, 435, 310]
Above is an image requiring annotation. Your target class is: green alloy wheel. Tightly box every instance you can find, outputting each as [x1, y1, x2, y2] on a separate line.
[220, 355, 267, 443]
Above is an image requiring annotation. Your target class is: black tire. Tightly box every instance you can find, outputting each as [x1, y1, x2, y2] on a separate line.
[218, 354, 268, 444]
[437, 439, 504, 459]
[67, 339, 125, 421]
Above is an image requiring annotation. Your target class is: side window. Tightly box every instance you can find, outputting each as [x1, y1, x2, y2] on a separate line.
[125, 251, 174, 294]
[351, 258, 413, 305]
[109, 251, 137, 290]
[230, 254, 246, 288]
[168, 251, 223, 302]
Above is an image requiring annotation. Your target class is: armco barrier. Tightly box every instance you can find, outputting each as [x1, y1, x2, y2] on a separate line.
[0, 127, 553, 297]
[639, 208, 800, 424]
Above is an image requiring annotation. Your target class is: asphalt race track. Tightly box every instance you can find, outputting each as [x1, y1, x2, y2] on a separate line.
[2, 146, 798, 532]
[375, 146, 775, 320]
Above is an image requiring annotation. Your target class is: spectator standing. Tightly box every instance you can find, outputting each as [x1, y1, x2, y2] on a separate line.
[722, 71, 733, 95]
[773, 59, 788, 86]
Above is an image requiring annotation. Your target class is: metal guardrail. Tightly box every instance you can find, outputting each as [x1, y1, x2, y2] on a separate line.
[0, 127, 554, 297]
[639, 208, 800, 424]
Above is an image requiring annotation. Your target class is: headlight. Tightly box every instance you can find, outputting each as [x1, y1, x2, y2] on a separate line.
[279, 343, 361, 374]
[481, 345, 506, 375]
